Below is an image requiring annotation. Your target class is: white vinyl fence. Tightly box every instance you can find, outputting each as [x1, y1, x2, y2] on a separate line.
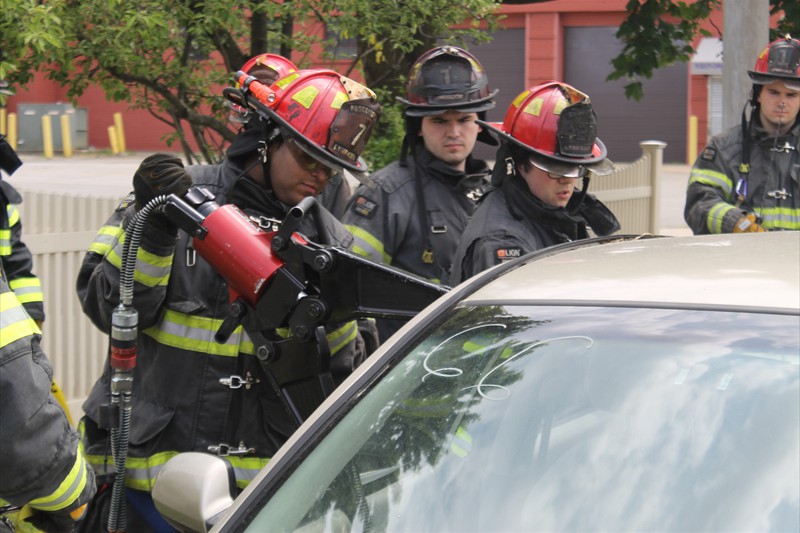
[15, 192, 122, 418]
[15, 140, 666, 419]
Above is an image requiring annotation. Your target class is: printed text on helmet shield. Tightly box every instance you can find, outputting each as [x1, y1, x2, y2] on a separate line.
[557, 102, 597, 158]
[327, 98, 380, 166]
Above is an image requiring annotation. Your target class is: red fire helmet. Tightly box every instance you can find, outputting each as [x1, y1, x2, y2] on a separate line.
[748, 35, 800, 91]
[236, 69, 381, 174]
[478, 81, 613, 177]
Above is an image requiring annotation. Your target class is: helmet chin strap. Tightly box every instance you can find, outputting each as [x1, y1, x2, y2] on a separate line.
[256, 127, 283, 192]
[567, 174, 590, 215]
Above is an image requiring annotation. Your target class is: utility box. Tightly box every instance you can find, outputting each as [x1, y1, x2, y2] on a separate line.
[17, 103, 89, 152]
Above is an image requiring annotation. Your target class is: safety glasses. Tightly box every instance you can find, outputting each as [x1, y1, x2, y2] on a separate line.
[546, 171, 579, 181]
[286, 138, 336, 179]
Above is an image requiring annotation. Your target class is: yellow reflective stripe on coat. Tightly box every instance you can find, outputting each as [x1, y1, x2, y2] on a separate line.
[345, 224, 392, 264]
[0, 228, 10, 255]
[1, 206, 20, 255]
[28, 446, 90, 512]
[689, 168, 734, 199]
[9, 276, 44, 304]
[0, 292, 41, 346]
[706, 202, 736, 234]
[85, 449, 269, 491]
[275, 320, 356, 356]
[7, 204, 20, 226]
[326, 320, 358, 355]
[144, 310, 356, 357]
[756, 206, 800, 230]
[89, 224, 173, 287]
[143, 309, 254, 356]
[87, 224, 123, 256]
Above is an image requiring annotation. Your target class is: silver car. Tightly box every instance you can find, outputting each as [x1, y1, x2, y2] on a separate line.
[154, 232, 800, 532]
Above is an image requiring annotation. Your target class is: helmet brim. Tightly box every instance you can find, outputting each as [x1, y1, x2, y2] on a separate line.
[748, 71, 800, 91]
[398, 89, 498, 116]
[529, 151, 615, 177]
[477, 119, 613, 177]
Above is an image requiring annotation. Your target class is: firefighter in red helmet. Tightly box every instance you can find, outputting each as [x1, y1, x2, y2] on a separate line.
[229, 53, 353, 218]
[685, 35, 800, 234]
[341, 45, 497, 341]
[450, 81, 620, 284]
[75, 69, 380, 531]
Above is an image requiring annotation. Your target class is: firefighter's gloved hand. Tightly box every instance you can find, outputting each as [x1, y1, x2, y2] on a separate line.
[23, 502, 88, 533]
[733, 213, 766, 233]
[133, 153, 192, 231]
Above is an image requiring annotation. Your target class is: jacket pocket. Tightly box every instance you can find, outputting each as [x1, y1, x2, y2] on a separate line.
[128, 397, 175, 446]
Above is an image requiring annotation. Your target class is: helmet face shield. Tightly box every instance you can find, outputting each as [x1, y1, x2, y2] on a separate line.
[529, 148, 614, 178]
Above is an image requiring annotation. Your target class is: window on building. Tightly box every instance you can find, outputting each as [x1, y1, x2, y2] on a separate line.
[324, 26, 358, 60]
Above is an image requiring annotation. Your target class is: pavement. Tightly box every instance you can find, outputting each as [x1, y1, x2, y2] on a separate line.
[6, 151, 694, 235]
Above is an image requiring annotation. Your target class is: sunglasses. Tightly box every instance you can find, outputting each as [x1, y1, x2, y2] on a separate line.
[286, 138, 335, 178]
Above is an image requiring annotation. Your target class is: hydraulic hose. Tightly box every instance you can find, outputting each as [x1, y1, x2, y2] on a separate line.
[107, 195, 170, 533]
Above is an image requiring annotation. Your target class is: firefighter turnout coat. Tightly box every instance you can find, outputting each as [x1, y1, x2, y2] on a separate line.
[450, 175, 621, 284]
[0, 260, 95, 524]
[77, 158, 365, 491]
[0, 181, 45, 322]
[684, 117, 800, 233]
[341, 144, 491, 284]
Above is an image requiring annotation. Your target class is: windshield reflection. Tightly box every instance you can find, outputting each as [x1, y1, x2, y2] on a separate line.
[250, 306, 800, 533]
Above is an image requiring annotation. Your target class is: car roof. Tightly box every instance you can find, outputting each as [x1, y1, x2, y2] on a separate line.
[462, 232, 800, 313]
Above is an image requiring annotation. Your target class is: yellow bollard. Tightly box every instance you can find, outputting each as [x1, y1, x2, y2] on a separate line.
[0, 108, 6, 135]
[687, 115, 698, 164]
[61, 114, 73, 157]
[42, 115, 54, 159]
[108, 125, 120, 154]
[113, 112, 127, 153]
[8, 113, 18, 149]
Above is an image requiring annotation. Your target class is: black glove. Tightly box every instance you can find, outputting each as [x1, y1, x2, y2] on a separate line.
[132, 153, 192, 210]
[24, 505, 86, 533]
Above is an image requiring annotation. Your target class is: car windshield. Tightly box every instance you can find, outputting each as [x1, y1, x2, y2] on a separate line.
[247, 305, 800, 532]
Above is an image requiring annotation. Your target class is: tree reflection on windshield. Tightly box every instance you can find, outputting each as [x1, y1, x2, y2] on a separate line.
[251, 306, 800, 533]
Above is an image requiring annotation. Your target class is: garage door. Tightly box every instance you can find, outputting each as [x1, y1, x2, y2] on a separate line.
[564, 26, 687, 163]
[466, 28, 525, 161]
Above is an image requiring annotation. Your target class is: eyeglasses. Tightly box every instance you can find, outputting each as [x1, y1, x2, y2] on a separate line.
[546, 171, 578, 181]
[286, 138, 335, 178]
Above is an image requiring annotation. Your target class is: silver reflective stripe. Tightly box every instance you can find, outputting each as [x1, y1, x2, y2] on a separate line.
[0, 300, 29, 330]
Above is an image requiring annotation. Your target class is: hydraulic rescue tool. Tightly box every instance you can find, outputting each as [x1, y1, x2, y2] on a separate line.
[100, 69, 449, 531]
[162, 187, 448, 420]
